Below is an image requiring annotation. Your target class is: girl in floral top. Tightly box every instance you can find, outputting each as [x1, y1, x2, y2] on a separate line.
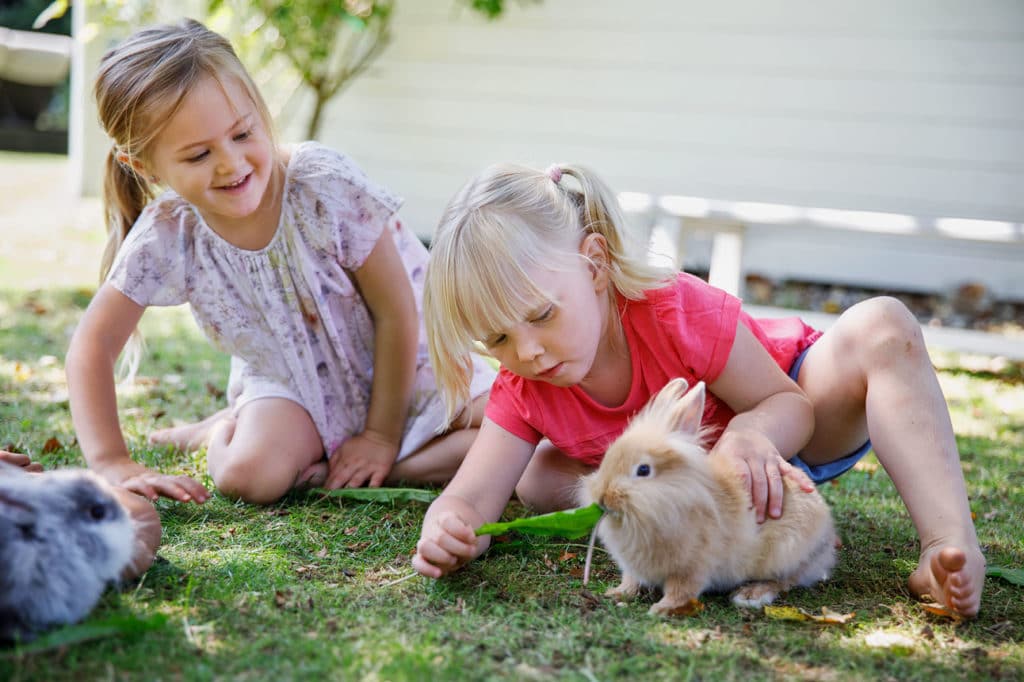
[67, 19, 494, 505]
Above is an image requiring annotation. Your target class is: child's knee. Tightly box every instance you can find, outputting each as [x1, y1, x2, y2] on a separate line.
[209, 448, 289, 505]
[844, 297, 925, 365]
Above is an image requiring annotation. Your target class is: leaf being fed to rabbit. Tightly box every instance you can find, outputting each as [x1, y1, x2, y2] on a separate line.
[577, 378, 836, 616]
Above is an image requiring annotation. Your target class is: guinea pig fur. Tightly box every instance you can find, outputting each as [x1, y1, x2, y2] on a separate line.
[0, 462, 135, 641]
[578, 379, 836, 615]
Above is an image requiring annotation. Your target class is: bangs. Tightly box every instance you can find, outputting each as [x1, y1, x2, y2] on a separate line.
[439, 210, 576, 344]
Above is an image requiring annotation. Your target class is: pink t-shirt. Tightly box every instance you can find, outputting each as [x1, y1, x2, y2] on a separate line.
[484, 272, 821, 466]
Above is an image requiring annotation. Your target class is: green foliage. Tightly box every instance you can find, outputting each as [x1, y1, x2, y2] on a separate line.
[461, 0, 540, 20]
[3, 0, 71, 34]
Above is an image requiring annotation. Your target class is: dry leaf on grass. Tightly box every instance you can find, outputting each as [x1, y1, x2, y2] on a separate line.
[661, 599, 705, 617]
[764, 605, 855, 624]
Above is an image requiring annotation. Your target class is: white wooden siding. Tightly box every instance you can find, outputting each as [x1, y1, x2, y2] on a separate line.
[276, 0, 1023, 297]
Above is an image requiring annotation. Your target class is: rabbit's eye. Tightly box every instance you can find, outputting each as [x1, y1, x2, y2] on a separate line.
[88, 504, 108, 521]
[18, 523, 36, 540]
[635, 463, 651, 477]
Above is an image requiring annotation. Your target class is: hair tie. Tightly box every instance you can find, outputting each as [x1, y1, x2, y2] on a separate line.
[546, 164, 562, 184]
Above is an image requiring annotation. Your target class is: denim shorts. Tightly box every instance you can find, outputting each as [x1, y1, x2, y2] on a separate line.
[785, 345, 873, 484]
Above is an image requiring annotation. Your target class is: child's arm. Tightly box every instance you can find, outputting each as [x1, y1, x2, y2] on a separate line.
[413, 418, 536, 578]
[66, 284, 210, 503]
[324, 231, 418, 488]
[707, 322, 816, 522]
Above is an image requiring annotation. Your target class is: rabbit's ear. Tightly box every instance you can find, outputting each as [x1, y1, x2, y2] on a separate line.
[650, 379, 705, 436]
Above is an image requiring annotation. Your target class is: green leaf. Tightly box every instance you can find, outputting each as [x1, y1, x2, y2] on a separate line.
[3, 613, 168, 658]
[311, 487, 438, 503]
[986, 565, 1024, 586]
[476, 503, 603, 539]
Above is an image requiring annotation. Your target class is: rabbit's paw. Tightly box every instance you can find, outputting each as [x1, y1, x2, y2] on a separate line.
[649, 597, 704, 617]
[605, 575, 641, 602]
[730, 581, 782, 608]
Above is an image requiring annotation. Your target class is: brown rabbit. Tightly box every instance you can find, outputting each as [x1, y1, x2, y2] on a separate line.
[577, 378, 836, 615]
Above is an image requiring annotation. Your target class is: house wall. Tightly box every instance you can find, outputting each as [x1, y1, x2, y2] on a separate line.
[281, 0, 1024, 299]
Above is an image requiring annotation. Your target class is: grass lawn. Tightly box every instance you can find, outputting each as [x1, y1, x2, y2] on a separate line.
[1, 288, 1022, 681]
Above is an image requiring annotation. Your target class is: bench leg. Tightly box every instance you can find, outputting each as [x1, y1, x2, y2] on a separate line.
[708, 230, 745, 297]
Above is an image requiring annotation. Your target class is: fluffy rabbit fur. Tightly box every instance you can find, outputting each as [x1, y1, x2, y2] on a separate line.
[0, 462, 135, 641]
[578, 379, 836, 615]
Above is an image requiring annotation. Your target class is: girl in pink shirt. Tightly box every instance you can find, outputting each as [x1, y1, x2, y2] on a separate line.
[412, 162, 985, 619]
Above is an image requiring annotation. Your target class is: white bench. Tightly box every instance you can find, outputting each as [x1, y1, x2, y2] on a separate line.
[618, 192, 1024, 299]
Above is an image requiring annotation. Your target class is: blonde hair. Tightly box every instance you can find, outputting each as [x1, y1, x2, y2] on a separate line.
[93, 18, 279, 377]
[425, 163, 672, 426]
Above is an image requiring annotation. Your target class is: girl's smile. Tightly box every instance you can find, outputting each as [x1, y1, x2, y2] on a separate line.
[143, 75, 279, 248]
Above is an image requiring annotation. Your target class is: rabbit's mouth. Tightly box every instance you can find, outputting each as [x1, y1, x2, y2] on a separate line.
[597, 503, 623, 521]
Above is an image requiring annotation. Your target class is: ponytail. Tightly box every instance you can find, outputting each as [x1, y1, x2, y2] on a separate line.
[553, 164, 667, 301]
[99, 148, 157, 284]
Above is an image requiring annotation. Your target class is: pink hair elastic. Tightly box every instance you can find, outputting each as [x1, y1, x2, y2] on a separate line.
[546, 165, 563, 184]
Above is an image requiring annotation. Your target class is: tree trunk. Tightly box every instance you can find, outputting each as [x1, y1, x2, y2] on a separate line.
[306, 89, 327, 140]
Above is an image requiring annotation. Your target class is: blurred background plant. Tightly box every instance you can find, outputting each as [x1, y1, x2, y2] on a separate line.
[24, 0, 532, 141]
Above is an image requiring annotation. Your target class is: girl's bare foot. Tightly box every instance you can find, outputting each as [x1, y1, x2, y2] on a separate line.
[908, 545, 985, 618]
[149, 409, 231, 453]
[295, 460, 328, 490]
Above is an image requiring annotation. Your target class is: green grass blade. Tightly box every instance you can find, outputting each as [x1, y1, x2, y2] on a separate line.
[476, 503, 604, 539]
[310, 487, 439, 503]
[4, 613, 168, 658]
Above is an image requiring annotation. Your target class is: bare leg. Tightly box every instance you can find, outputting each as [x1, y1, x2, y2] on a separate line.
[515, 441, 596, 513]
[387, 395, 488, 485]
[389, 429, 479, 485]
[149, 408, 232, 453]
[797, 297, 984, 617]
[206, 398, 324, 505]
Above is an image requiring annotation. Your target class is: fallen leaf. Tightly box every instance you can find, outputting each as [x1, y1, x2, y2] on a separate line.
[313, 487, 438, 504]
[41, 436, 61, 454]
[807, 607, 856, 624]
[662, 599, 704, 617]
[920, 602, 963, 621]
[559, 551, 577, 562]
[763, 605, 808, 622]
[14, 363, 32, 382]
[864, 630, 915, 654]
[763, 605, 855, 624]
[986, 565, 1024, 586]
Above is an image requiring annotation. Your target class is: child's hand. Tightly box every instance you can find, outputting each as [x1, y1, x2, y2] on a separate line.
[0, 450, 44, 472]
[325, 430, 399, 489]
[712, 430, 815, 523]
[412, 510, 480, 578]
[97, 459, 210, 504]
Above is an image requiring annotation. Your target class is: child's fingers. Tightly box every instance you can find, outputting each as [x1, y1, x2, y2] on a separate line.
[122, 478, 160, 502]
[778, 458, 815, 491]
[765, 463, 784, 519]
[438, 512, 477, 544]
[411, 551, 444, 578]
[747, 461, 769, 523]
[173, 476, 211, 503]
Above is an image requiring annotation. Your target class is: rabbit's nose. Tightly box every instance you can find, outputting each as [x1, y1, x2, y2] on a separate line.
[600, 489, 623, 512]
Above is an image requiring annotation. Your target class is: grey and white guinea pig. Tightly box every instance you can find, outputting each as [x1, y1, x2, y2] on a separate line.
[0, 462, 135, 642]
